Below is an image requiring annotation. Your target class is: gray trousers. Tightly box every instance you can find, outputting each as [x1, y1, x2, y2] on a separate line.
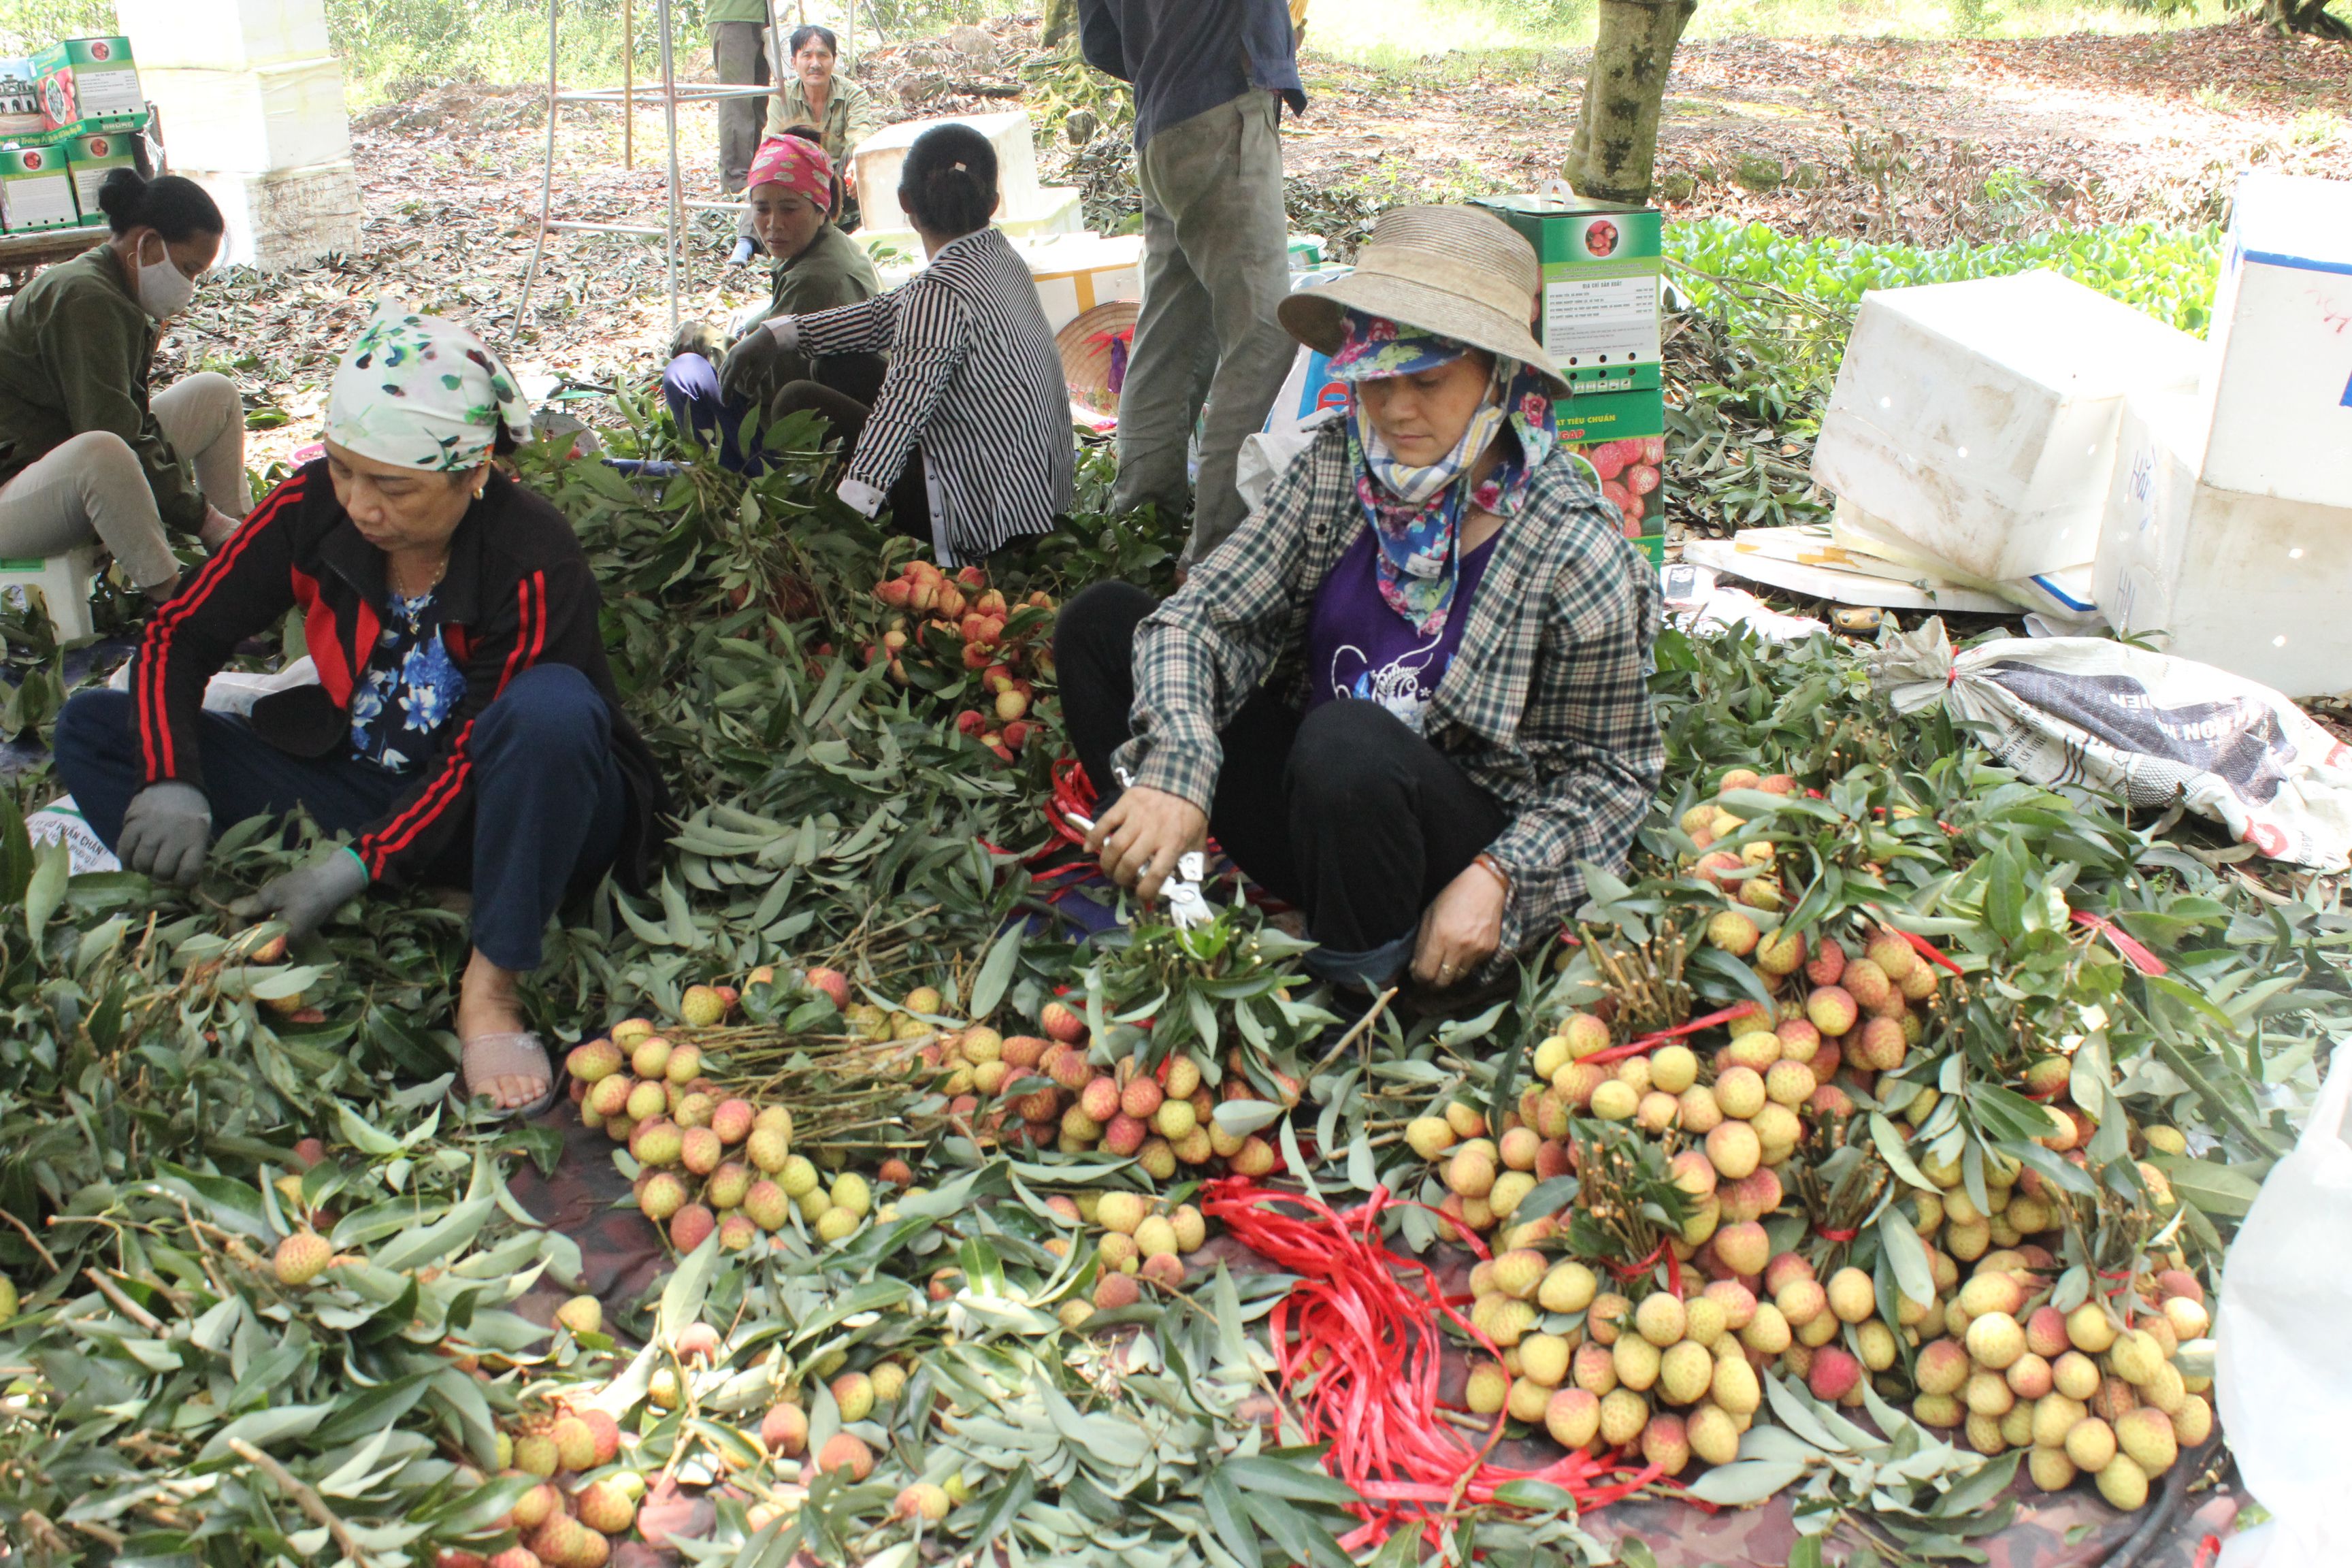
[713, 20, 770, 193]
[0, 372, 246, 591]
[1111, 90, 1297, 565]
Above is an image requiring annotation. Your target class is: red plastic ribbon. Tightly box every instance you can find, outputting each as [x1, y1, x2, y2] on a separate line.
[1201, 1178, 1671, 1548]
[1859, 905, 1965, 977]
[2070, 909, 2169, 977]
[1580, 1002, 1763, 1068]
[1814, 1227, 1860, 1243]
[1604, 1236, 1683, 1298]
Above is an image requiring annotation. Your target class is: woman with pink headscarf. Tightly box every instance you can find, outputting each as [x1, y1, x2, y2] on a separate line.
[664, 129, 880, 472]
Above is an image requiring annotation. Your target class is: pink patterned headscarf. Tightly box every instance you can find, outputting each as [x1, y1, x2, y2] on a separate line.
[746, 135, 834, 205]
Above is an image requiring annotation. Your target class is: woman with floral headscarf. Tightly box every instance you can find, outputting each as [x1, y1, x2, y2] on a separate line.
[53, 300, 670, 1117]
[1057, 205, 1663, 1000]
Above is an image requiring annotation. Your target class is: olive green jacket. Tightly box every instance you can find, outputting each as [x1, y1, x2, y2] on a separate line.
[721, 222, 883, 406]
[0, 246, 207, 532]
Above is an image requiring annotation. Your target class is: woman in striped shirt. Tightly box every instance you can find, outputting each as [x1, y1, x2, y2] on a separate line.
[753, 124, 1074, 564]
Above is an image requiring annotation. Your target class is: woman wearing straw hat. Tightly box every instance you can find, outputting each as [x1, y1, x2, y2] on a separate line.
[1057, 204, 1663, 996]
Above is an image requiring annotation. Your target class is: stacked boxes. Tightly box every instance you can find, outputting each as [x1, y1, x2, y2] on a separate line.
[2092, 173, 2352, 696]
[1477, 192, 1667, 558]
[61, 129, 137, 221]
[114, 0, 361, 267]
[851, 112, 1083, 253]
[1, 38, 149, 232]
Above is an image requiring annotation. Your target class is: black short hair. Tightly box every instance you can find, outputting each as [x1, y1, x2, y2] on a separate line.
[95, 168, 223, 243]
[779, 122, 845, 218]
[788, 24, 838, 56]
[898, 123, 996, 238]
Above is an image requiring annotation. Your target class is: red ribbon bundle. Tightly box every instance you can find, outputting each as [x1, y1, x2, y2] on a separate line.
[1580, 1001, 1764, 1068]
[1201, 1177, 1665, 1550]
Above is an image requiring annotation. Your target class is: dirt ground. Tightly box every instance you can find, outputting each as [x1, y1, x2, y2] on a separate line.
[152, 15, 2351, 470]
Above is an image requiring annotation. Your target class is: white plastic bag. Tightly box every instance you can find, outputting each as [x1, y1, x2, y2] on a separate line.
[2215, 1054, 2352, 1567]
[1868, 617, 2352, 870]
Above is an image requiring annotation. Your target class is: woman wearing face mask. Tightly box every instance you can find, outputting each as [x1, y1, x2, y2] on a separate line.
[52, 299, 670, 1120]
[1056, 205, 1663, 1002]
[0, 169, 248, 605]
[730, 24, 876, 262]
[666, 130, 881, 471]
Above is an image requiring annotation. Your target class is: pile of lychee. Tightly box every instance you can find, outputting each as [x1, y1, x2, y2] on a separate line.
[1577, 436, 1668, 535]
[928, 996, 1294, 1180]
[1904, 1252, 2211, 1507]
[456, 1403, 636, 1568]
[866, 559, 1055, 762]
[566, 1003, 902, 1254]
[1455, 1248, 1805, 1477]
[1068, 1188, 1213, 1317]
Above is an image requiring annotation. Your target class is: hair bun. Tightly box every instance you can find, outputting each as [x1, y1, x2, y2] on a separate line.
[95, 166, 148, 223]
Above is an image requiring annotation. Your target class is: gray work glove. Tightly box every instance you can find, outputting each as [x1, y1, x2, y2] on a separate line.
[720, 325, 804, 406]
[231, 847, 370, 941]
[117, 782, 212, 887]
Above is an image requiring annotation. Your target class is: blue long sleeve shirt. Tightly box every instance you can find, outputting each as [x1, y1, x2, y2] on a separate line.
[1077, 0, 1306, 149]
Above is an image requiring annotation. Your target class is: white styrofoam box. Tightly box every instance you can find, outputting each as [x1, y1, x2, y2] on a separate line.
[140, 56, 350, 176]
[2095, 387, 2352, 696]
[2198, 172, 2352, 510]
[186, 157, 360, 270]
[851, 111, 1042, 238]
[1016, 231, 1141, 333]
[1812, 269, 2205, 583]
[858, 189, 1085, 268]
[114, 0, 330, 71]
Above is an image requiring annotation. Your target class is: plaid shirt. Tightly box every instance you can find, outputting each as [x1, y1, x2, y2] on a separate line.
[1117, 421, 1665, 953]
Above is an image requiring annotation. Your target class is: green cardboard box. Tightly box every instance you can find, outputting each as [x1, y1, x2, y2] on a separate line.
[1475, 192, 1664, 370]
[61, 129, 135, 226]
[33, 37, 142, 132]
[0, 143, 82, 231]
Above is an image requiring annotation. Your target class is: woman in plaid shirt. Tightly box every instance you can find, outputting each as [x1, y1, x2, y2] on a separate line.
[1060, 205, 1663, 998]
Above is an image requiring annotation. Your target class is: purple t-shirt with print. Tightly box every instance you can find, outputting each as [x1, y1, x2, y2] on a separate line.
[1305, 527, 1499, 734]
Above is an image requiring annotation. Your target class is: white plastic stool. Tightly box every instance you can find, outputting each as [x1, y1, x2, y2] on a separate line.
[0, 546, 98, 641]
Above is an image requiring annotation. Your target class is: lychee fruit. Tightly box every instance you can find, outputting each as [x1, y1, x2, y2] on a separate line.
[1806, 985, 1858, 1036]
[274, 1232, 332, 1286]
[1806, 938, 1846, 986]
[1808, 1347, 1863, 1403]
[816, 1432, 873, 1481]
[668, 1203, 716, 1252]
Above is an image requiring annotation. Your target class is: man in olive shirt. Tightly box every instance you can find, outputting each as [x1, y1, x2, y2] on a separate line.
[708, 0, 772, 196]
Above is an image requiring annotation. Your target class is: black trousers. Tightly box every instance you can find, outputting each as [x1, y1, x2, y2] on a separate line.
[1056, 582, 1507, 964]
[769, 380, 932, 546]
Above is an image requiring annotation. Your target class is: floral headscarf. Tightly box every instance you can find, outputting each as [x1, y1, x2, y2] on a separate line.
[324, 299, 534, 472]
[747, 134, 834, 206]
[1328, 309, 1558, 636]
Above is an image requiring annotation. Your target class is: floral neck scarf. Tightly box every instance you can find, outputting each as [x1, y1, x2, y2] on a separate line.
[1330, 310, 1559, 636]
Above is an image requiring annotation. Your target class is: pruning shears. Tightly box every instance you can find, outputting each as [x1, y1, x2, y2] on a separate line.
[1064, 810, 1213, 931]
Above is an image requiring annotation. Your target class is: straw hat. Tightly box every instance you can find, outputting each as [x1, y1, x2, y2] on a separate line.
[1278, 205, 1564, 393]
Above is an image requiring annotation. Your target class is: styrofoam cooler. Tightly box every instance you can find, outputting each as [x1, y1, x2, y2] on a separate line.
[1811, 270, 2205, 582]
[114, 0, 329, 70]
[2094, 387, 2352, 696]
[2197, 172, 2352, 510]
[1016, 231, 1141, 333]
[140, 57, 351, 175]
[187, 158, 361, 270]
[852, 112, 1043, 238]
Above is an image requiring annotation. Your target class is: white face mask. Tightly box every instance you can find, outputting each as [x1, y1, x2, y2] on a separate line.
[132, 235, 195, 321]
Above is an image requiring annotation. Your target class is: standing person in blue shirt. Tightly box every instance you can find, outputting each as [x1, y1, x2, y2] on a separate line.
[1079, 0, 1305, 568]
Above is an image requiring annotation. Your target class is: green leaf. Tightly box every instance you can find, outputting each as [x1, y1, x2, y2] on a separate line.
[22, 837, 66, 946]
[1220, 1454, 1360, 1507]
[1203, 1467, 1263, 1568]
[659, 1232, 721, 1342]
[0, 789, 33, 906]
[968, 924, 1024, 1020]
[1213, 1100, 1285, 1137]
[1878, 1209, 1935, 1309]
[1239, 1490, 1349, 1568]
[1869, 1113, 1933, 1190]
[2147, 1155, 2261, 1218]
[1683, 1458, 1807, 1505]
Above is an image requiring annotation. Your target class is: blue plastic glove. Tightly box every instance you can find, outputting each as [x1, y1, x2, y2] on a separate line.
[116, 782, 212, 887]
[232, 848, 370, 940]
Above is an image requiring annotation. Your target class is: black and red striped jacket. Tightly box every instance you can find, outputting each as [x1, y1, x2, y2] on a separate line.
[131, 460, 668, 889]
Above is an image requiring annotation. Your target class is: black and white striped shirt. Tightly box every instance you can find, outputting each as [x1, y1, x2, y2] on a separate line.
[793, 227, 1074, 559]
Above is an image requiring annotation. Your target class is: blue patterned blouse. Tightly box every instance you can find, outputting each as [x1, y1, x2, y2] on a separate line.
[349, 589, 468, 773]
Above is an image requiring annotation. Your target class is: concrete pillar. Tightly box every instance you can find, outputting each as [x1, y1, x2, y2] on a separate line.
[113, 0, 361, 270]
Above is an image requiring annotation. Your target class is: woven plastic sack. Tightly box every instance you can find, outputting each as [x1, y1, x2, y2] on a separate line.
[1868, 617, 2352, 870]
[2215, 1054, 2352, 1567]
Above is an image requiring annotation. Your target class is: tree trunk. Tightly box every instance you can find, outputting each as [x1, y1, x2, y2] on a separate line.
[1565, 0, 1699, 206]
[1043, 0, 1079, 49]
[2264, 0, 2350, 39]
